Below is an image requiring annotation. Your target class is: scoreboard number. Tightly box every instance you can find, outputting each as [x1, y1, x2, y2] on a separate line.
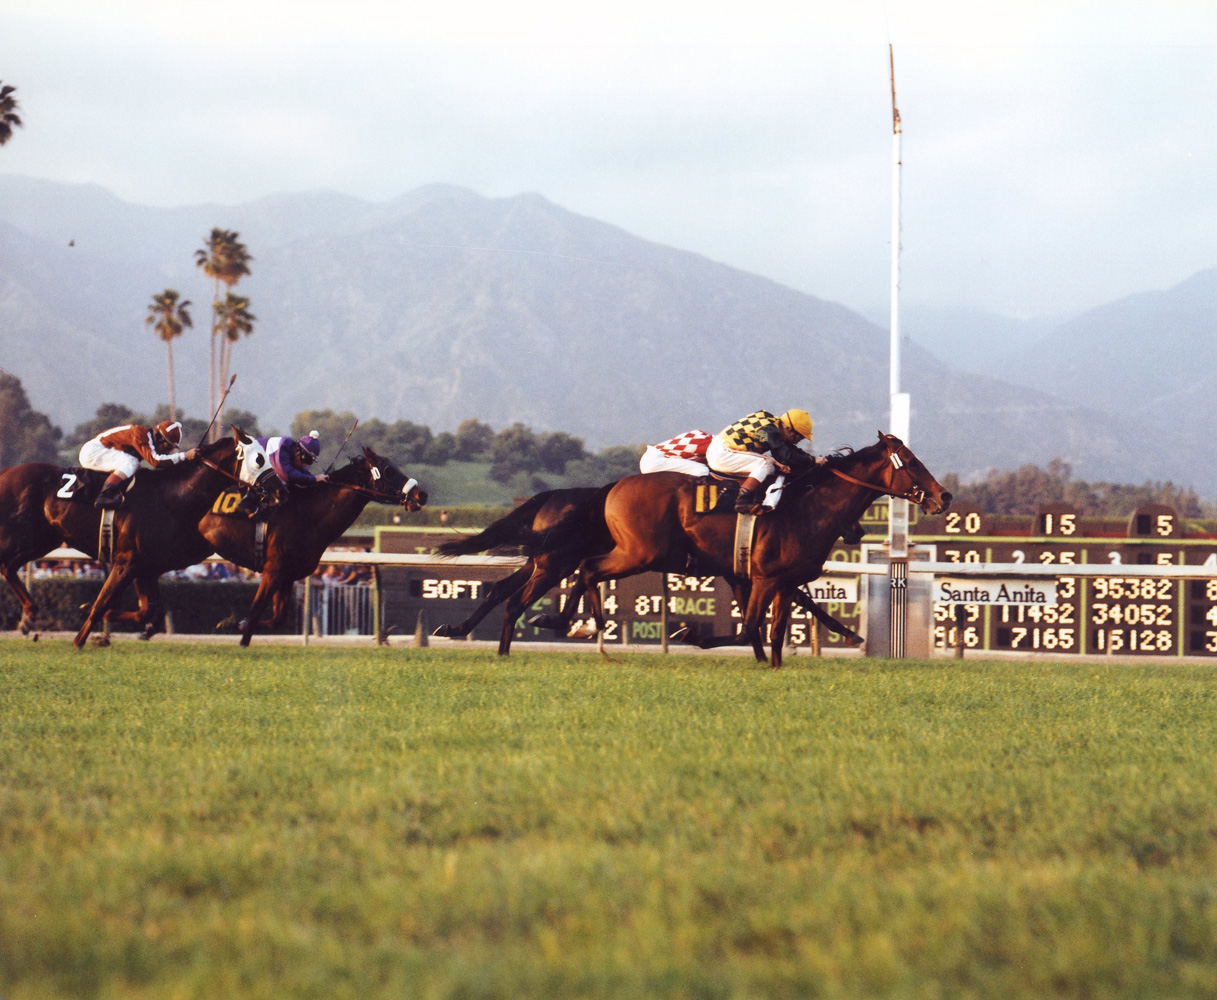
[1037, 503, 1079, 537]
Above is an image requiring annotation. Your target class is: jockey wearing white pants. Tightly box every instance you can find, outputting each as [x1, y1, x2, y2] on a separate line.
[707, 408, 815, 514]
[639, 430, 713, 476]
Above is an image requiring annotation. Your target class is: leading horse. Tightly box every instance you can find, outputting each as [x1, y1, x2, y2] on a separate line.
[197, 446, 427, 646]
[530, 432, 951, 668]
[0, 435, 242, 646]
[436, 482, 866, 658]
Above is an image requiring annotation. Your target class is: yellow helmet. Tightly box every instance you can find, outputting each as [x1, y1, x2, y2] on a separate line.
[779, 409, 812, 441]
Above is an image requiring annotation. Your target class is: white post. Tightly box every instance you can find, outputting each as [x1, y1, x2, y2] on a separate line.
[888, 44, 910, 656]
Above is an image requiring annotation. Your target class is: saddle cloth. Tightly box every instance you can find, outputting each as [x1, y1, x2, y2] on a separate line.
[55, 468, 116, 503]
[693, 473, 747, 514]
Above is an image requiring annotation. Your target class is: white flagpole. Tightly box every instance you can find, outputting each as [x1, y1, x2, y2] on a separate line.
[887, 43, 911, 657]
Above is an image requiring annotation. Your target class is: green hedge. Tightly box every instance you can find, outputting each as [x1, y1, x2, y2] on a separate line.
[0, 578, 295, 635]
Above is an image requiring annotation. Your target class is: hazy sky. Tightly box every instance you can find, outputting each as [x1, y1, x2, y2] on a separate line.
[3, 0, 1215, 319]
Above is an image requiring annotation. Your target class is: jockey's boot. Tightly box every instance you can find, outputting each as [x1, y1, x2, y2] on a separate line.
[94, 474, 127, 509]
[734, 477, 765, 515]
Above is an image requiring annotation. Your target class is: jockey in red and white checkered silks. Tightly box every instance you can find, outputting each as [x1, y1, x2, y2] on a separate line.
[639, 429, 714, 476]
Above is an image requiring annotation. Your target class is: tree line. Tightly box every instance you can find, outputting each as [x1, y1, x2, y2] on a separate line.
[940, 459, 1204, 518]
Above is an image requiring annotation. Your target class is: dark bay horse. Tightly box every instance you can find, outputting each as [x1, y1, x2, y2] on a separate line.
[432, 484, 616, 655]
[530, 432, 951, 668]
[198, 447, 426, 646]
[0, 436, 242, 646]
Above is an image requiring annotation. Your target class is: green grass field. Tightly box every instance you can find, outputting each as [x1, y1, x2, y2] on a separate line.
[2, 639, 1216, 999]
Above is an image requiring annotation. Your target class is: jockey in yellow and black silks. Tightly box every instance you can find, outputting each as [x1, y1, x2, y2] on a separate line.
[706, 408, 817, 514]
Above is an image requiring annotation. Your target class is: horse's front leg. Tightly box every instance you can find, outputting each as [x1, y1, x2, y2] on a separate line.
[74, 560, 137, 649]
[767, 588, 795, 669]
[738, 579, 784, 669]
[237, 571, 283, 647]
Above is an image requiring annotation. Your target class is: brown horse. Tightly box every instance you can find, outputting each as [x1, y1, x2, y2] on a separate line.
[436, 483, 865, 658]
[432, 485, 617, 655]
[530, 432, 950, 667]
[198, 447, 427, 646]
[0, 435, 242, 646]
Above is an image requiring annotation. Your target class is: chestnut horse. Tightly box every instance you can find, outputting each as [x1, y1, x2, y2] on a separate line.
[529, 432, 951, 667]
[198, 446, 426, 646]
[436, 483, 865, 658]
[0, 435, 242, 646]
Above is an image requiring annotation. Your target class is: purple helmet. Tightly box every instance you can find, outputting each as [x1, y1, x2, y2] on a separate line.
[296, 430, 321, 464]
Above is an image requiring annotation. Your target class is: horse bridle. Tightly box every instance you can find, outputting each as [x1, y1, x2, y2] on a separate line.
[828, 444, 929, 506]
[335, 462, 421, 506]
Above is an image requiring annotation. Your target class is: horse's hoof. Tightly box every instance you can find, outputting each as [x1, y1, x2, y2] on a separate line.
[844, 636, 865, 648]
[432, 624, 455, 637]
[669, 626, 691, 643]
[567, 623, 598, 640]
[31, 633, 39, 642]
[91, 635, 110, 648]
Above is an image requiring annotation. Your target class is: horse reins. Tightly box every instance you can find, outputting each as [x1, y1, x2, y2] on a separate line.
[828, 450, 928, 506]
[331, 466, 421, 506]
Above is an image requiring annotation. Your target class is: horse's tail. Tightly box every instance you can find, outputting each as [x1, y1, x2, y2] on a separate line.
[517, 481, 617, 557]
[435, 492, 557, 557]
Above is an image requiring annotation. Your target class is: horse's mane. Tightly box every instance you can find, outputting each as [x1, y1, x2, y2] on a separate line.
[329, 454, 371, 486]
[788, 446, 857, 489]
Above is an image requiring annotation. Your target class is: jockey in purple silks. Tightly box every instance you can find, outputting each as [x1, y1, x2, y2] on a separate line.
[236, 430, 328, 517]
[261, 431, 328, 486]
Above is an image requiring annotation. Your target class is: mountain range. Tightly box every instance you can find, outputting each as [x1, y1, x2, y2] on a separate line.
[1, 175, 1213, 495]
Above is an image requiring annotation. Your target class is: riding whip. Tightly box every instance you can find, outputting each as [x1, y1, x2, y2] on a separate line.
[326, 419, 359, 474]
[197, 374, 236, 447]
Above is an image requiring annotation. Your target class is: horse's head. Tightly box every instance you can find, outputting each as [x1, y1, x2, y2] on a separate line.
[874, 431, 952, 515]
[337, 447, 428, 510]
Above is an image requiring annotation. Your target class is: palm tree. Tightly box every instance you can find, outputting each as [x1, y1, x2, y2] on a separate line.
[194, 229, 252, 437]
[215, 293, 255, 433]
[145, 289, 193, 421]
[0, 83, 23, 145]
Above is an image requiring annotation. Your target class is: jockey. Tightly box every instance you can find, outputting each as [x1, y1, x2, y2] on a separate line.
[260, 430, 329, 487]
[639, 429, 713, 476]
[234, 430, 328, 517]
[79, 419, 197, 509]
[706, 408, 820, 514]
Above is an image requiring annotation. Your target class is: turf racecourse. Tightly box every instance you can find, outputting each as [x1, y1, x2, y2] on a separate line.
[2, 639, 1216, 999]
